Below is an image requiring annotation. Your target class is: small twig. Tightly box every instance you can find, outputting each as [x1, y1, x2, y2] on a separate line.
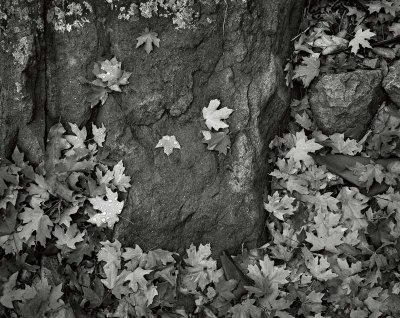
[291, 26, 311, 42]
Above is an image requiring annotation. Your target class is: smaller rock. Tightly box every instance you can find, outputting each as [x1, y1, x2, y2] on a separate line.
[383, 60, 400, 108]
[309, 70, 384, 136]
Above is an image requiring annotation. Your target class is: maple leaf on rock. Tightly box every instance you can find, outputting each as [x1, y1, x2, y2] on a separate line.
[155, 135, 181, 156]
[349, 28, 376, 54]
[88, 187, 124, 228]
[285, 130, 323, 168]
[92, 123, 107, 147]
[202, 99, 234, 131]
[86, 85, 109, 108]
[136, 27, 160, 54]
[202, 130, 231, 155]
[111, 160, 131, 192]
[53, 224, 85, 249]
[292, 56, 320, 87]
[65, 123, 87, 156]
[95, 57, 132, 91]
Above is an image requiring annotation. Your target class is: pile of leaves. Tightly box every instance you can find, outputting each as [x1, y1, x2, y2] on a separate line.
[2, 1, 400, 318]
[287, 0, 400, 87]
[2, 100, 400, 318]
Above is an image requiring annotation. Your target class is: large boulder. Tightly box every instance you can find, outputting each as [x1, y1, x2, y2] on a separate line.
[0, 0, 304, 255]
[0, 1, 45, 164]
[309, 70, 384, 136]
[383, 60, 400, 108]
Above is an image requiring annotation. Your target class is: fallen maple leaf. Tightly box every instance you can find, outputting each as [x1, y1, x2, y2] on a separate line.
[182, 243, 223, 291]
[337, 187, 369, 231]
[18, 206, 53, 246]
[246, 255, 290, 296]
[122, 245, 147, 271]
[0, 272, 36, 308]
[328, 133, 362, 155]
[313, 33, 348, 55]
[155, 135, 181, 156]
[305, 211, 345, 253]
[86, 85, 109, 108]
[367, 0, 397, 16]
[202, 99, 234, 131]
[264, 191, 297, 221]
[65, 123, 87, 156]
[292, 56, 320, 87]
[202, 130, 231, 155]
[101, 267, 130, 299]
[53, 224, 85, 249]
[285, 130, 323, 168]
[229, 299, 262, 318]
[305, 253, 338, 281]
[349, 28, 376, 54]
[124, 267, 153, 292]
[95, 57, 132, 91]
[98, 239, 122, 271]
[88, 188, 124, 228]
[111, 160, 131, 192]
[92, 123, 107, 147]
[349, 162, 385, 191]
[136, 28, 160, 54]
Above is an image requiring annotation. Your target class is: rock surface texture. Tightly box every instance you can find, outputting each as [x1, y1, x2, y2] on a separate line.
[309, 70, 384, 136]
[0, 0, 304, 255]
[383, 60, 400, 108]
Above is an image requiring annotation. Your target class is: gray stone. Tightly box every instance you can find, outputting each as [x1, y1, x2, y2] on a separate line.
[383, 60, 400, 108]
[309, 70, 384, 136]
[0, 0, 305, 256]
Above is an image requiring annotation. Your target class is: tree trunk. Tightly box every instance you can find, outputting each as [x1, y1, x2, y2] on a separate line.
[0, 0, 304, 255]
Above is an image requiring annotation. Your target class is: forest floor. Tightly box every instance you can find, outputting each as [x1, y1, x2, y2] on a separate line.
[2, 1, 400, 317]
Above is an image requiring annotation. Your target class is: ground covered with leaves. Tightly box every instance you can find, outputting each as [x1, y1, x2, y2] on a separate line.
[2, 0, 400, 317]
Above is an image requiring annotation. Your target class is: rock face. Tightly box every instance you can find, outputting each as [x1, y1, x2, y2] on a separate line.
[0, 0, 304, 255]
[383, 60, 400, 108]
[309, 70, 384, 136]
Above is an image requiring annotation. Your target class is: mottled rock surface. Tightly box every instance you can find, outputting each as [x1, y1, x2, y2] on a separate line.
[383, 60, 400, 108]
[309, 70, 384, 136]
[0, 0, 304, 255]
